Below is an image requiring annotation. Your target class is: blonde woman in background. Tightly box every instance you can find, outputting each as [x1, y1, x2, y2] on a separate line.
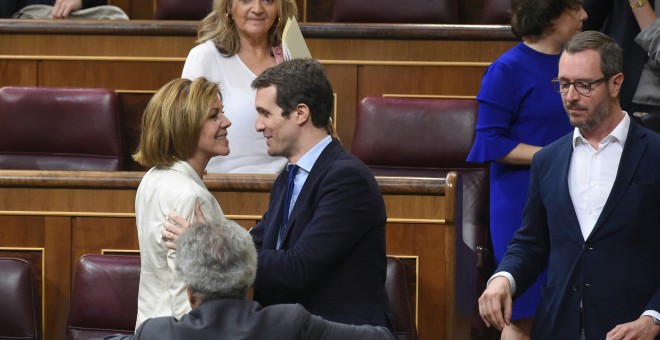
[182, 0, 298, 174]
[133, 77, 230, 328]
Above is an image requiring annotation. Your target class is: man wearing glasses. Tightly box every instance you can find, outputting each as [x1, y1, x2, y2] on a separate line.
[478, 30, 660, 340]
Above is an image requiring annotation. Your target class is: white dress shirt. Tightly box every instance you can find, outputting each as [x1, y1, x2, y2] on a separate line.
[286, 135, 332, 216]
[568, 112, 628, 240]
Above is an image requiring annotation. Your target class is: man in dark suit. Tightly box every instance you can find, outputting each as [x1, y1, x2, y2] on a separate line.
[162, 59, 394, 331]
[107, 219, 395, 340]
[478, 31, 660, 340]
[248, 58, 394, 332]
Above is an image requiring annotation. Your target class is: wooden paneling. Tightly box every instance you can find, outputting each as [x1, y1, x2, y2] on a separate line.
[38, 60, 183, 90]
[0, 60, 37, 87]
[109, 0, 155, 20]
[309, 39, 514, 62]
[323, 64, 358, 149]
[44, 217, 71, 340]
[0, 33, 195, 57]
[358, 64, 488, 101]
[0, 170, 455, 340]
[388, 222, 451, 336]
[73, 217, 138, 266]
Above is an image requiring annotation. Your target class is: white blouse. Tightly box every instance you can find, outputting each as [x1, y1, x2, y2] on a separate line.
[182, 40, 287, 174]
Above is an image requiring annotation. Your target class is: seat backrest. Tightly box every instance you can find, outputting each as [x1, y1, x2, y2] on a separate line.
[332, 0, 458, 23]
[66, 254, 141, 340]
[153, 0, 212, 20]
[352, 97, 492, 338]
[385, 257, 417, 340]
[477, 0, 511, 24]
[0, 86, 123, 171]
[0, 258, 38, 340]
[352, 96, 481, 173]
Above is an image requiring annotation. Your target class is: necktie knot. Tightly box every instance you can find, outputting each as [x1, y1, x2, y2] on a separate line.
[287, 164, 298, 181]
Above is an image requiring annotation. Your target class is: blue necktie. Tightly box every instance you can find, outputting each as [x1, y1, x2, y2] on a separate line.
[277, 164, 298, 250]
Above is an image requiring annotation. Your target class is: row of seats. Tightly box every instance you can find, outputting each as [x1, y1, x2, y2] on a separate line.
[0, 86, 485, 178]
[0, 254, 417, 340]
[0, 86, 123, 171]
[153, 0, 511, 24]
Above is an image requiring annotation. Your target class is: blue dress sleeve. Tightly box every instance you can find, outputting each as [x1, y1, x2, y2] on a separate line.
[467, 60, 524, 163]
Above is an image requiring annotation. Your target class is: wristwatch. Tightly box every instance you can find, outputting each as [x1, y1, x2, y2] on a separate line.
[650, 315, 660, 327]
[630, 0, 646, 9]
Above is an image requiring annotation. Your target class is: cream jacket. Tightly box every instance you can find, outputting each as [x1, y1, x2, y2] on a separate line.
[134, 161, 225, 328]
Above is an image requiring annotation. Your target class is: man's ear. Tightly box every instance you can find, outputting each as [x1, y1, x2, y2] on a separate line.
[610, 72, 624, 98]
[295, 103, 311, 126]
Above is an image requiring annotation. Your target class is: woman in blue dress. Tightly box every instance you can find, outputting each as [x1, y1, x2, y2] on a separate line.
[467, 0, 586, 338]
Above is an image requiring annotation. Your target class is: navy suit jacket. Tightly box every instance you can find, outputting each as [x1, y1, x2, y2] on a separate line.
[105, 299, 395, 340]
[498, 121, 660, 339]
[250, 139, 394, 331]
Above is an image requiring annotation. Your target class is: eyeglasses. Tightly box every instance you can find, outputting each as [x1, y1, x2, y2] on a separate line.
[551, 76, 612, 95]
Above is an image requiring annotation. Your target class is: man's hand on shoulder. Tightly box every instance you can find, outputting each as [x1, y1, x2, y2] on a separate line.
[161, 201, 206, 250]
[478, 276, 513, 331]
[606, 315, 660, 340]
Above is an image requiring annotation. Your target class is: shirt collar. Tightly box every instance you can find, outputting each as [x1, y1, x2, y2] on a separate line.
[293, 135, 332, 173]
[170, 160, 207, 189]
[572, 111, 630, 149]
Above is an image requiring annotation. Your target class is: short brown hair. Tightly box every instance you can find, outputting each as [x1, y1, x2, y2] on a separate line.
[252, 59, 333, 129]
[510, 0, 582, 38]
[197, 0, 298, 56]
[563, 30, 623, 77]
[133, 78, 220, 167]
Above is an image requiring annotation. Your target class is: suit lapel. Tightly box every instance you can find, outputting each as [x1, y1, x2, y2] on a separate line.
[588, 122, 647, 240]
[555, 136, 583, 239]
[279, 139, 341, 246]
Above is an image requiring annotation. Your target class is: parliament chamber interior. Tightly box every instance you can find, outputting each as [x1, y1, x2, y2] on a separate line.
[0, 0, 519, 338]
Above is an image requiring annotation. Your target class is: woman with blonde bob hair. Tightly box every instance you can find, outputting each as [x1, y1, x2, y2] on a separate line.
[181, 0, 298, 174]
[133, 77, 231, 328]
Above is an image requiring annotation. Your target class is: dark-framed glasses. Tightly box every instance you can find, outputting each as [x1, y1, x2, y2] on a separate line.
[551, 76, 612, 95]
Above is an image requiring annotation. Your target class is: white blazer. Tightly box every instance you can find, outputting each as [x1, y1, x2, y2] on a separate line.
[134, 160, 225, 328]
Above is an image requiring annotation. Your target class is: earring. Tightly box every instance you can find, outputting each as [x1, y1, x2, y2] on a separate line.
[225, 12, 233, 25]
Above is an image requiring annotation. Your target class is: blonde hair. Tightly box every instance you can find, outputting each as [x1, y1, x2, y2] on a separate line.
[197, 0, 298, 56]
[133, 78, 220, 167]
